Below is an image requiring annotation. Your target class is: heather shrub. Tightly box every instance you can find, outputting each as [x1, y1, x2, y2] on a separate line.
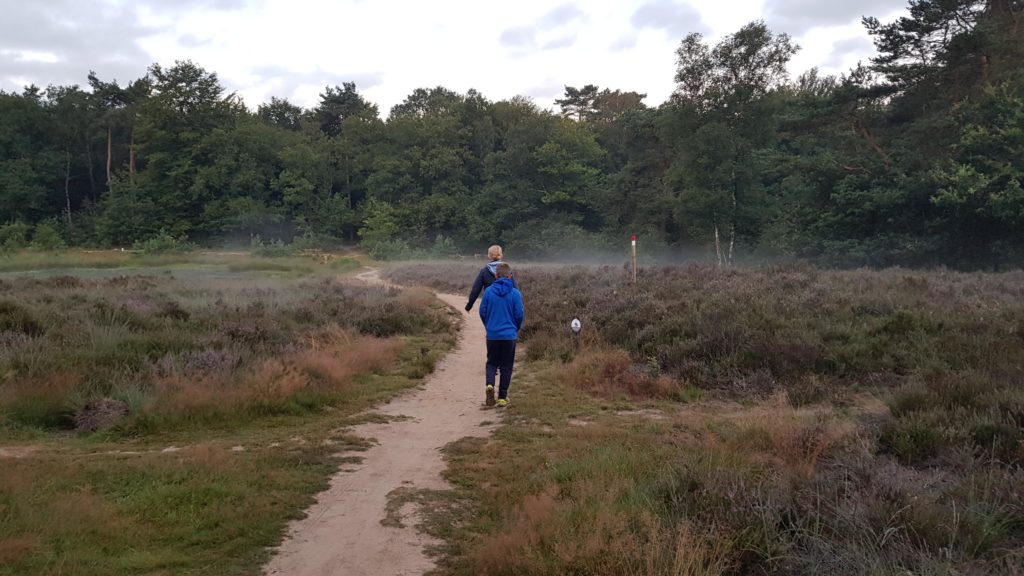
[563, 347, 680, 399]
[0, 300, 45, 336]
[879, 409, 947, 464]
[390, 261, 1024, 573]
[0, 272, 448, 434]
[387, 263, 1024, 402]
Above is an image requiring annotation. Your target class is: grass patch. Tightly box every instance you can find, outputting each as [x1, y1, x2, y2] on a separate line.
[426, 364, 1023, 575]
[0, 328, 457, 576]
[0, 257, 458, 575]
[0, 249, 361, 277]
[0, 270, 450, 437]
[385, 262, 1024, 575]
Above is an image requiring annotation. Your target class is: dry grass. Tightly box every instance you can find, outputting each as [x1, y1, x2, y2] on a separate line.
[0, 257, 457, 576]
[389, 258, 1024, 575]
[152, 328, 402, 417]
[564, 347, 682, 399]
[0, 536, 40, 566]
[0, 271, 448, 435]
[433, 366, 1023, 575]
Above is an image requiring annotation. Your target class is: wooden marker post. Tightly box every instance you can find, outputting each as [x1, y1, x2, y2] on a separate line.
[631, 235, 637, 284]
[571, 318, 581, 351]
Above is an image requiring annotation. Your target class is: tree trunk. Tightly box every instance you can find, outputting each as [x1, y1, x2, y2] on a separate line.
[729, 178, 737, 266]
[84, 140, 96, 197]
[64, 149, 73, 226]
[714, 225, 723, 267]
[106, 125, 113, 186]
[728, 224, 735, 266]
[852, 119, 891, 162]
[345, 159, 353, 208]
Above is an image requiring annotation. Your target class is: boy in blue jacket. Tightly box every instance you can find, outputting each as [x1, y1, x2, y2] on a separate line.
[479, 263, 523, 408]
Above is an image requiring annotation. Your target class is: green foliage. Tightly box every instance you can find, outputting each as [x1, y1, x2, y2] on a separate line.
[97, 175, 163, 246]
[29, 219, 65, 251]
[368, 239, 418, 261]
[0, 221, 31, 252]
[133, 229, 196, 254]
[4, 393, 75, 429]
[249, 236, 290, 257]
[1, 4, 1023, 267]
[359, 199, 400, 248]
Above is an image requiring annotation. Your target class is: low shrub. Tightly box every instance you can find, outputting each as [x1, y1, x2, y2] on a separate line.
[0, 272, 449, 435]
[879, 409, 947, 465]
[0, 221, 31, 252]
[563, 347, 680, 399]
[133, 229, 196, 254]
[30, 220, 66, 251]
[251, 236, 295, 257]
[387, 262, 1024, 574]
[0, 300, 45, 336]
[387, 262, 1024, 402]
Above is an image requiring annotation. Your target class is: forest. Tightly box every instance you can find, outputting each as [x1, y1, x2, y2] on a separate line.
[1, 0, 1022, 268]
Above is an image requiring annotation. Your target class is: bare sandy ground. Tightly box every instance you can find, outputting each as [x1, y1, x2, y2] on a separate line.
[264, 273, 494, 576]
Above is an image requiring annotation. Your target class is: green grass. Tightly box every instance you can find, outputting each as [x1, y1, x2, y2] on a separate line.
[421, 364, 1024, 575]
[0, 254, 457, 575]
[0, 249, 361, 277]
[0, 329, 456, 576]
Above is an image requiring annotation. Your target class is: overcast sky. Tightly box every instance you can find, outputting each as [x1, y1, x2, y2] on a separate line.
[1, 0, 908, 115]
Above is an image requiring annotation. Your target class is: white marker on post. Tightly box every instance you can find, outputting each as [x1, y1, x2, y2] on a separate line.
[570, 317, 581, 350]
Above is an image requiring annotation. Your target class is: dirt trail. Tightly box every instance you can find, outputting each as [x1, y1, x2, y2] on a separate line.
[265, 270, 494, 576]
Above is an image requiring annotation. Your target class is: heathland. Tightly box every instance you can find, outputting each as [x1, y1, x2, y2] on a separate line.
[1, 2, 1022, 571]
[0, 251, 455, 575]
[386, 261, 1024, 576]
[2, 250, 1022, 575]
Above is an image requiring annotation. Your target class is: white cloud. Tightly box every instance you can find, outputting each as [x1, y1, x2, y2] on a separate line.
[3, 50, 62, 64]
[1, 0, 912, 113]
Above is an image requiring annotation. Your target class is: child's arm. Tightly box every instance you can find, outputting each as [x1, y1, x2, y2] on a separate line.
[465, 268, 486, 311]
[478, 290, 490, 325]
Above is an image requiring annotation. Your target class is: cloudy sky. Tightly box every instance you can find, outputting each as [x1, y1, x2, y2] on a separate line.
[1, 0, 908, 115]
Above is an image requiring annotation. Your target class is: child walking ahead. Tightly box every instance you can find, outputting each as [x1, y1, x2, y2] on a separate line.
[478, 263, 523, 408]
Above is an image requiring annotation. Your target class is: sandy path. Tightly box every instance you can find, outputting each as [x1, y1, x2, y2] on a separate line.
[264, 272, 493, 576]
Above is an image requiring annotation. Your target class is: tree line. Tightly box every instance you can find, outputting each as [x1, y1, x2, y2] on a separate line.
[1, 0, 1021, 267]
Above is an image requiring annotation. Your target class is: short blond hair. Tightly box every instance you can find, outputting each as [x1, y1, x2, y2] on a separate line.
[487, 245, 503, 260]
[495, 263, 512, 278]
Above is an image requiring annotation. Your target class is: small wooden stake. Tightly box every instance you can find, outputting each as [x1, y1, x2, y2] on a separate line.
[631, 235, 637, 284]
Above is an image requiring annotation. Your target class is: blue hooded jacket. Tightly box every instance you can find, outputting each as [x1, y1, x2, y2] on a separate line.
[479, 277, 524, 340]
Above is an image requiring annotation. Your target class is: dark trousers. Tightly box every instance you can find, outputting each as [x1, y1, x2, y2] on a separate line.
[485, 339, 516, 399]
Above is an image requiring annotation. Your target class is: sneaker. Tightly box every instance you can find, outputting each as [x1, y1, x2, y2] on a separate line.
[496, 398, 509, 408]
[485, 385, 496, 407]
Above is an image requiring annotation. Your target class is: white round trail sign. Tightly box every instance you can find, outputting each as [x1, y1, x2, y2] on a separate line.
[571, 318, 582, 333]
